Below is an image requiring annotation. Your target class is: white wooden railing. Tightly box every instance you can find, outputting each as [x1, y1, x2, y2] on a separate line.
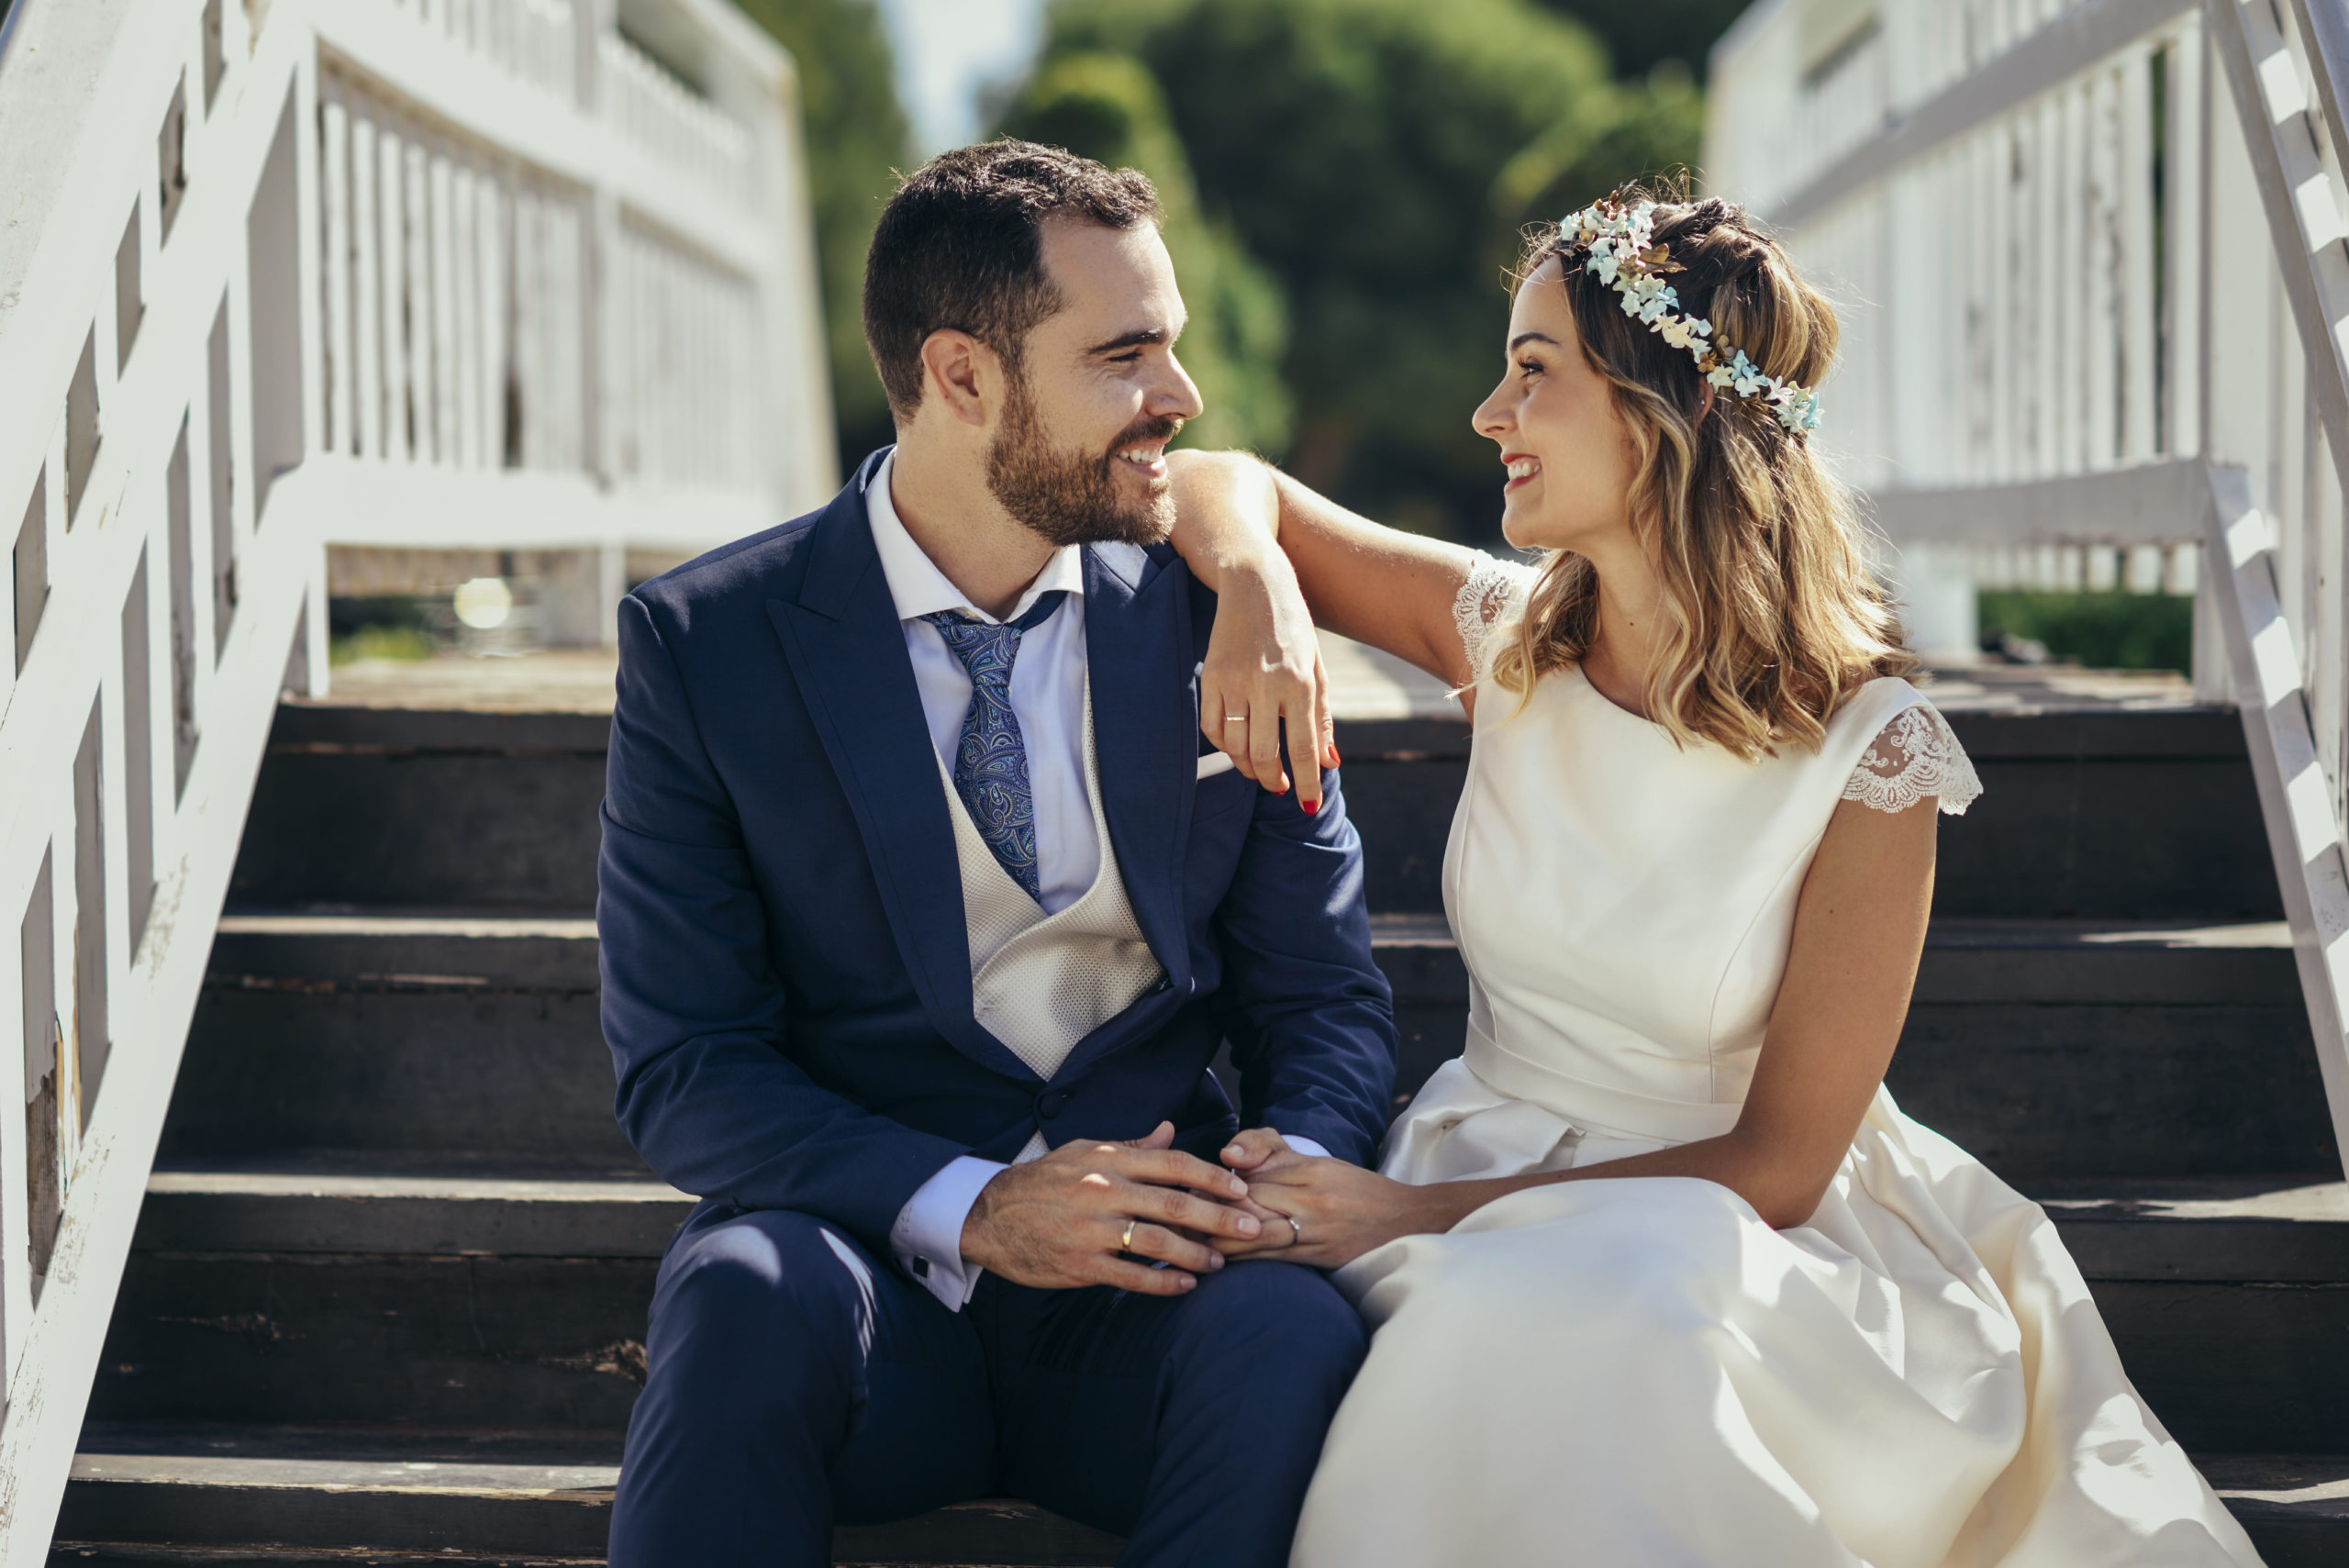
[1709, 0, 2349, 1182]
[0, 0, 830, 1552]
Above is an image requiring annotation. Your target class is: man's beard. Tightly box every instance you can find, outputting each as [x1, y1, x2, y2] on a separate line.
[985, 376, 1179, 549]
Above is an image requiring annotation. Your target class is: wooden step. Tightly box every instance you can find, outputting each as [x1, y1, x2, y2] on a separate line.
[222, 700, 2283, 922]
[1387, 913, 2330, 1176]
[45, 1422, 2336, 1566]
[50, 1422, 1120, 1563]
[2201, 1454, 2349, 1568]
[91, 1159, 2349, 1450]
[168, 912, 2329, 1177]
[132, 1165, 686, 1257]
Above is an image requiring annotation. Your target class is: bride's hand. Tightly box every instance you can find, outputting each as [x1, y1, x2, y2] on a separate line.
[1198, 549, 1339, 813]
[1217, 1158, 1429, 1270]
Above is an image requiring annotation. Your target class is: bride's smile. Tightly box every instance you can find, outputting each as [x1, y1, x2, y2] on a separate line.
[1474, 257, 1639, 560]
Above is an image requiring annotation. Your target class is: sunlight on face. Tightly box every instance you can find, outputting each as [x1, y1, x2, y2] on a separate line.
[1472, 259, 1637, 556]
[1010, 218, 1206, 522]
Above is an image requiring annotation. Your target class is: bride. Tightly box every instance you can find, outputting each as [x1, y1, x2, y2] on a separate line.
[1163, 187, 2260, 1566]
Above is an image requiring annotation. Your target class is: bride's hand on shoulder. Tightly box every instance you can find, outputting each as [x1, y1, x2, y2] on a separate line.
[1217, 1157, 1427, 1270]
[1198, 550, 1337, 812]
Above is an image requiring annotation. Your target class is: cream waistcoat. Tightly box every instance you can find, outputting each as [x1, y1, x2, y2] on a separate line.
[937, 684, 1163, 1153]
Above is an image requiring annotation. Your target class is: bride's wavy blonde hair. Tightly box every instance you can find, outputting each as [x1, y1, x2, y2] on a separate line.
[1487, 182, 1915, 760]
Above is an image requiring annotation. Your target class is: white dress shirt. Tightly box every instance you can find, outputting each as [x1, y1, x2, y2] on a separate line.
[867, 454, 1325, 1309]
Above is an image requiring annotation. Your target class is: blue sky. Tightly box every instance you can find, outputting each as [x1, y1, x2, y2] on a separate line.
[874, 0, 1048, 152]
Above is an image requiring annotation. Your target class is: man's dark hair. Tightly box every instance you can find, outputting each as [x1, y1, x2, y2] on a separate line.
[863, 139, 1160, 419]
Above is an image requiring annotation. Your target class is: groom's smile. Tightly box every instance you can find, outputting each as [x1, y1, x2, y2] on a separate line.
[994, 216, 1203, 543]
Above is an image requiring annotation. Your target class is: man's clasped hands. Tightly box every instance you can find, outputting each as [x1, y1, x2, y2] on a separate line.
[959, 1123, 1429, 1293]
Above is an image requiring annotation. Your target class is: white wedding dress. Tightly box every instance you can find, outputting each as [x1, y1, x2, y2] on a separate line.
[1288, 561, 2262, 1568]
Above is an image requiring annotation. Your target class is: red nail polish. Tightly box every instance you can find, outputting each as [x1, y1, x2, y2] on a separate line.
[1330, 744, 1343, 767]
[1302, 798, 1319, 815]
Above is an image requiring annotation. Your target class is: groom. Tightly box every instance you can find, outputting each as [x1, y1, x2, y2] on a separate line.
[598, 140, 1398, 1565]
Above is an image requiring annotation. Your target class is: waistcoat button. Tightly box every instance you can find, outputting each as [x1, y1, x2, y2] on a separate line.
[1036, 1088, 1074, 1120]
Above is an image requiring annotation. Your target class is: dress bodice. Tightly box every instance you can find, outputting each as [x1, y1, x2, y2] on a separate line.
[1444, 663, 1933, 1141]
[1389, 558, 1980, 1176]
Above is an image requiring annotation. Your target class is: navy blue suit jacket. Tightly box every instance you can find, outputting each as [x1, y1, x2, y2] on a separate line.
[597, 452, 1397, 1258]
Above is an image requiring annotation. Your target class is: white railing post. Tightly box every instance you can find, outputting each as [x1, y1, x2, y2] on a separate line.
[0, 0, 832, 1550]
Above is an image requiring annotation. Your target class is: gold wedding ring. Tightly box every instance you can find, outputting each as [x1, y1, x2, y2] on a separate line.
[1223, 714, 1247, 725]
[1120, 1218, 1139, 1251]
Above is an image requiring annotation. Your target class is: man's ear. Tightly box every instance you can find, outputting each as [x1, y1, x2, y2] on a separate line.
[918, 328, 999, 429]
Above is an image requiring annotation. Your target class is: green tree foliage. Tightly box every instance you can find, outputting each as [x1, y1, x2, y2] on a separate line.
[996, 52, 1291, 453]
[731, 0, 910, 469]
[1031, 0, 1702, 538]
[1531, 0, 1752, 78]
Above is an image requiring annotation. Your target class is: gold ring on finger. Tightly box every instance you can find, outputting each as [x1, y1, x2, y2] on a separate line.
[1120, 1218, 1139, 1251]
[1223, 715, 1247, 725]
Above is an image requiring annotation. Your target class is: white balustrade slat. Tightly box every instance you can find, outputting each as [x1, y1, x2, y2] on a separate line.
[403, 132, 434, 463]
[2165, 18, 2208, 458]
[376, 113, 409, 463]
[429, 144, 458, 467]
[350, 106, 382, 462]
[478, 168, 505, 470]
[2121, 49, 2160, 464]
[321, 82, 353, 457]
[2049, 83, 2078, 473]
[451, 158, 480, 471]
[519, 184, 551, 470]
[2032, 95, 2063, 473]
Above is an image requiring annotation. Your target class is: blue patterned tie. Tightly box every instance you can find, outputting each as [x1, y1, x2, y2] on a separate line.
[923, 591, 1067, 903]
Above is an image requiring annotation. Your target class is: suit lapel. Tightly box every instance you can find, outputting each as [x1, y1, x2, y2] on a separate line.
[766, 459, 1035, 1082]
[1081, 543, 1197, 1005]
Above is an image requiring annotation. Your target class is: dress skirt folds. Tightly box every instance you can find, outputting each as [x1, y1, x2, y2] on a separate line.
[1295, 1081, 2256, 1566]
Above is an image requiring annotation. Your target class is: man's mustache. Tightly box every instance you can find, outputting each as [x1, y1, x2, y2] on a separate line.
[1103, 415, 1185, 460]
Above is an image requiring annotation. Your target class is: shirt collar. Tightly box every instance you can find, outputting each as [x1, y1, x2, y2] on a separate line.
[864, 450, 1086, 627]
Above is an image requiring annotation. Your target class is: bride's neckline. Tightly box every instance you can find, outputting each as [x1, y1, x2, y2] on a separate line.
[1567, 662, 1654, 724]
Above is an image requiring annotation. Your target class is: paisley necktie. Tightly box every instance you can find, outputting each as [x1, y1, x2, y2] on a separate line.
[922, 591, 1068, 903]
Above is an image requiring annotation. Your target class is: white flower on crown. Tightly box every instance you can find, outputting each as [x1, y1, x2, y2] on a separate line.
[1555, 199, 1823, 437]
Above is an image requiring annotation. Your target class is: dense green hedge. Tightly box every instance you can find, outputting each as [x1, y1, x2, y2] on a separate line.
[1976, 592, 2194, 673]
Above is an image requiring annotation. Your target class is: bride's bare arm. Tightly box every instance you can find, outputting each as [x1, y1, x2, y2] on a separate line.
[1166, 453, 1492, 804]
[1169, 451, 1486, 686]
[1226, 791, 1938, 1263]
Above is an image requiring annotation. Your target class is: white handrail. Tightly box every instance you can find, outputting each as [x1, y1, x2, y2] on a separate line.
[0, 0, 829, 1553]
[1709, 0, 2349, 1181]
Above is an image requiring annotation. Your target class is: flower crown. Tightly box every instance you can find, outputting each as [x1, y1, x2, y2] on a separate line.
[1554, 200, 1823, 437]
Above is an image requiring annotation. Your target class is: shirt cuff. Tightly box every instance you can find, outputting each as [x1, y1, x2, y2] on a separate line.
[1283, 1134, 1332, 1161]
[890, 1153, 1006, 1311]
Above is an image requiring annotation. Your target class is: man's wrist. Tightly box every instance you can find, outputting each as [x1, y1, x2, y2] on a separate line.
[958, 1168, 1005, 1271]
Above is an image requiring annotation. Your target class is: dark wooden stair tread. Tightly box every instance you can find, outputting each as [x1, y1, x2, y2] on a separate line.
[50, 1422, 2339, 1564]
[56, 1423, 1122, 1563]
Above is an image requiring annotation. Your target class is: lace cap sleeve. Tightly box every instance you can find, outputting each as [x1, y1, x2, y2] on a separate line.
[1843, 703, 1983, 817]
[1453, 553, 1538, 684]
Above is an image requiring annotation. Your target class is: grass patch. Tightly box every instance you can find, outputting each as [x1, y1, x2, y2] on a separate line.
[1976, 591, 2192, 673]
[330, 624, 437, 665]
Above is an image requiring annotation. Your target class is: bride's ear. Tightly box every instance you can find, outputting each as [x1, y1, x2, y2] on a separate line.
[1697, 383, 1717, 424]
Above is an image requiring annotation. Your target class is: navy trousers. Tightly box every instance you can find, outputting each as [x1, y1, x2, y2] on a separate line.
[607, 1204, 1370, 1567]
